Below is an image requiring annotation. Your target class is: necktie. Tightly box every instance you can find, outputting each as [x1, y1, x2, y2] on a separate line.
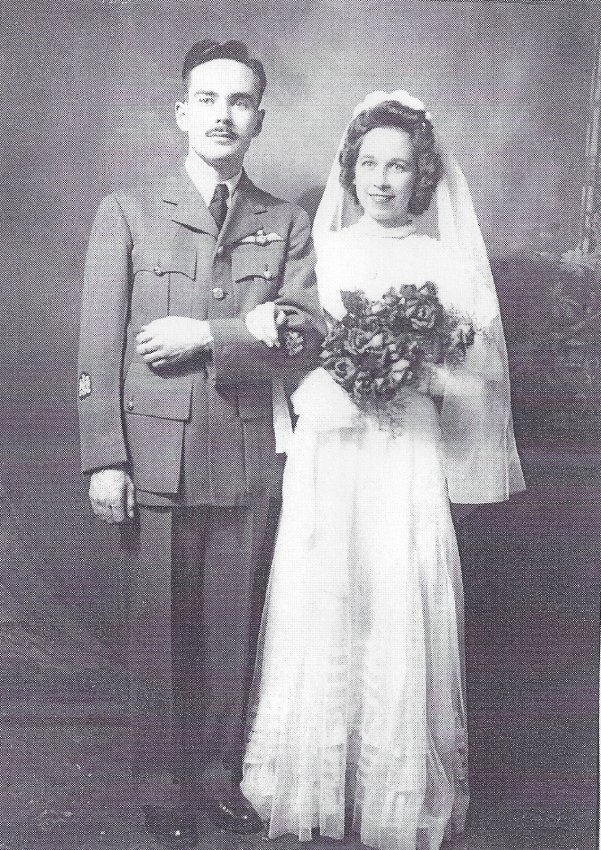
[208, 183, 229, 230]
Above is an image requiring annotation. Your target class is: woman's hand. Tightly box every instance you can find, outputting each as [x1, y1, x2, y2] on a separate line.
[245, 302, 287, 347]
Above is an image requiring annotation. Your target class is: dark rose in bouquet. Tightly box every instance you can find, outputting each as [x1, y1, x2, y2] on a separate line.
[320, 283, 475, 424]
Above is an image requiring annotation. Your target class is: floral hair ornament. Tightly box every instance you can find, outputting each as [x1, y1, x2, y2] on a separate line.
[352, 89, 432, 123]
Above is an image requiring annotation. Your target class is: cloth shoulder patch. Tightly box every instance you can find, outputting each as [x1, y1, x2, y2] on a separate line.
[78, 372, 92, 399]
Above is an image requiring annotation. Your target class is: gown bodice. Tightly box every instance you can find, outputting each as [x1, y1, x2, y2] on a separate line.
[314, 220, 499, 328]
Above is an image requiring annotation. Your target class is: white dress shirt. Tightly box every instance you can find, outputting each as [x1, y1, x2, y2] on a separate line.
[184, 151, 242, 209]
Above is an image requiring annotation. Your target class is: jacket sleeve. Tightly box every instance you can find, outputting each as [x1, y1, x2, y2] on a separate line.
[77, 194, 132, 474]
[209, 206, 326, 384]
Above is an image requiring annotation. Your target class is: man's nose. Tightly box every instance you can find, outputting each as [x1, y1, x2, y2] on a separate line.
[214, 98, 232, 122]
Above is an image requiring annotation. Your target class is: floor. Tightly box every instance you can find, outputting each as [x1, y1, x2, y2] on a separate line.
[0, 699, 593, 850]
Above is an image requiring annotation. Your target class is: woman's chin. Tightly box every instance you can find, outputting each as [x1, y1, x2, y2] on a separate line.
[365, 210, 409, 228]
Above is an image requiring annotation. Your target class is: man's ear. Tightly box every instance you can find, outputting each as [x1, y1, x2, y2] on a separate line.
[175, 100, 188, 132]
[253, 109, 265, 138]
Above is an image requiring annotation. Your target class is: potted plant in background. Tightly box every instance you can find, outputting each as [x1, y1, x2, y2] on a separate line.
[501, 230, 601, 449]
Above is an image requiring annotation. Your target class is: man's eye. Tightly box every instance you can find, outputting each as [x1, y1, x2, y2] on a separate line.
[234, 97, 252, 108]
[360, 160, 375, 169]
[196, 95, 214, 104]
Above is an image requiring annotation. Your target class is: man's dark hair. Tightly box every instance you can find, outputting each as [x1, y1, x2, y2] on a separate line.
[182, 40, 267, 102]
[339, 100, 443, 216]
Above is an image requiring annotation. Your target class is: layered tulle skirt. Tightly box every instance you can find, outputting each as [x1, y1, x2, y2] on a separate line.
[242, 370, 469, 850]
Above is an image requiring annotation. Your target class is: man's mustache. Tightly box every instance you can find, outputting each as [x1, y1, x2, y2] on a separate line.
[206, 127, 238, 139]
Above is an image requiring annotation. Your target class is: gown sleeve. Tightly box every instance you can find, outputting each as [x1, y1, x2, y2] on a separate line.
[437, 249, 525, 504]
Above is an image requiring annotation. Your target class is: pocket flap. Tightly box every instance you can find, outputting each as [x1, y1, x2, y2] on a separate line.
[124, 360, 193, 421]
[132, 244, 197, 280]
[230, 244, 283, 283]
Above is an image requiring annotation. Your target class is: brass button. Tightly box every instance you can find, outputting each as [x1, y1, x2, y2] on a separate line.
[215, 245, 224, 257]
[212, 287, 225, 300]
[126, 400, 134, 411]
[153, 265, 164, 276]
[263, 267, 273, 280]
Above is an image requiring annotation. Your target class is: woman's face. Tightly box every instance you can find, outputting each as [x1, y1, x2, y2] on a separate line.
[353, 127, 416, 227]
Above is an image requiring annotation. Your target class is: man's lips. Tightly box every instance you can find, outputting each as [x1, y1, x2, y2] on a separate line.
[207, 130, 237, 141]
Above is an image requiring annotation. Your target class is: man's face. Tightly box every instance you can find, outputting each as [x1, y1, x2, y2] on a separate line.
[175, 59, 264, 173]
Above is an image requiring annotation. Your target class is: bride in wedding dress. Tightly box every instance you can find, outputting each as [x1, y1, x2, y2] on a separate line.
[241, 91, 525, 850]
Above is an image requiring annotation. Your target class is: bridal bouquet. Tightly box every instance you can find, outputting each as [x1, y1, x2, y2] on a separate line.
[319, 283, 475, 421]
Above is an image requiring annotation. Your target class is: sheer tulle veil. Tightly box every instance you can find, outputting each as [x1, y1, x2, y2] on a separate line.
[307, 89, 525, 502]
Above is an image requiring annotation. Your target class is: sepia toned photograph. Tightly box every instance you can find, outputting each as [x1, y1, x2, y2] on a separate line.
[1, 2, 600, 849]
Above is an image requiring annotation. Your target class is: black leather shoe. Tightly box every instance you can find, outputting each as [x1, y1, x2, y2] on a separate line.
[203, 790, 264, 834]
[142, 805, 199, 846]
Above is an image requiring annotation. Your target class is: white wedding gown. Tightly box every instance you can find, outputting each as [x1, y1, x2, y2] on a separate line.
[241, 218, 507, 850]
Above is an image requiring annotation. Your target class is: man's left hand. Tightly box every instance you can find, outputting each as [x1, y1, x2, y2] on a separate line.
[136, 317, 213, 368]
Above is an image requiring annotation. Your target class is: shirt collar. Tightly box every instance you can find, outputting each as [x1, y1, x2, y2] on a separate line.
[184, 151, 242, 207]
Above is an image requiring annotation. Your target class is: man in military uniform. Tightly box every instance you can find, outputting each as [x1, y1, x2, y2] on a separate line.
[77, 40, 324, 840]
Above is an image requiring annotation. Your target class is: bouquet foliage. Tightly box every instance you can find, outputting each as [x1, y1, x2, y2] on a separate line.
[319, 283, 475, 423]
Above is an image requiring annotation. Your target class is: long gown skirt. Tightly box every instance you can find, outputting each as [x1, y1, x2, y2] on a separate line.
[242, 391, 469, 850]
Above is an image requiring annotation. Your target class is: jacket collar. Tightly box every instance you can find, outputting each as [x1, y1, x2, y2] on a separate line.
[162, 168, 269, 245]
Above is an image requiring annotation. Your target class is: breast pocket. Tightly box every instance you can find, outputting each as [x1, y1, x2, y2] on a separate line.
[230, 243, 285, 314]
[131, 244, 197, 320]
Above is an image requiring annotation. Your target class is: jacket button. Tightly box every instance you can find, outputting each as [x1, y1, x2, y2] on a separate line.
[126, 400, 134, 411]
[153, 265, 164, 276]
[212, 287, 225, 300]
[215, 245, 224, 257]
[263, 267, 273, 280]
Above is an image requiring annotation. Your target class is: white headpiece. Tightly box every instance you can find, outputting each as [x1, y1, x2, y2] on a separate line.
[310, 90, 525, 502]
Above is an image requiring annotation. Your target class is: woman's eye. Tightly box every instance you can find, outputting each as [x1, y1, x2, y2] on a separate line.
[392, 162, 408, 172]
[196, 95, 214, 104]
[360, 160, 375, 169]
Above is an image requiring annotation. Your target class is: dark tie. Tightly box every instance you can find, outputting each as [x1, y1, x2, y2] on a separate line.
[208, 183, 229, 230]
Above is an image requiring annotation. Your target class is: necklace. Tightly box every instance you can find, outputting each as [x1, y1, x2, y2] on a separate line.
[354, 215, 418, 239]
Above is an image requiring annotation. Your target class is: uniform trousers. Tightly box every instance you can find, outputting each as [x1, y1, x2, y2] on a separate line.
[124, 497, 272, 785]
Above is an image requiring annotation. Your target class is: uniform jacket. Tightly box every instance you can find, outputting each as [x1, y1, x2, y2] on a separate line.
[77, 168, 324, 505]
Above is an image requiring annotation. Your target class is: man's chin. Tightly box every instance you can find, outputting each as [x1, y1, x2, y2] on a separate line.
[193, 144, 240, 167]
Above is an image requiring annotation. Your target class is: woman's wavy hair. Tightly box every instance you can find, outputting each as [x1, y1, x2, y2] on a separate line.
[339, 100, 443, 216]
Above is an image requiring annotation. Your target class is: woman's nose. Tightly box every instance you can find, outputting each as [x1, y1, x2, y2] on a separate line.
[373, 166, 389, 187]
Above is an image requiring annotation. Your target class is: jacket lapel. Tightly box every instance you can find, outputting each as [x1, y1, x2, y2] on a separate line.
[162, 168, 219, 237]
[161, 169, 270, 245]
[219, 172, 269, 248]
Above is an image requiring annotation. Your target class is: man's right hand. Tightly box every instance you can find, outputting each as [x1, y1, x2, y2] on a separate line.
[245, 302, 287, 347]
[89, 468, 136, 524]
